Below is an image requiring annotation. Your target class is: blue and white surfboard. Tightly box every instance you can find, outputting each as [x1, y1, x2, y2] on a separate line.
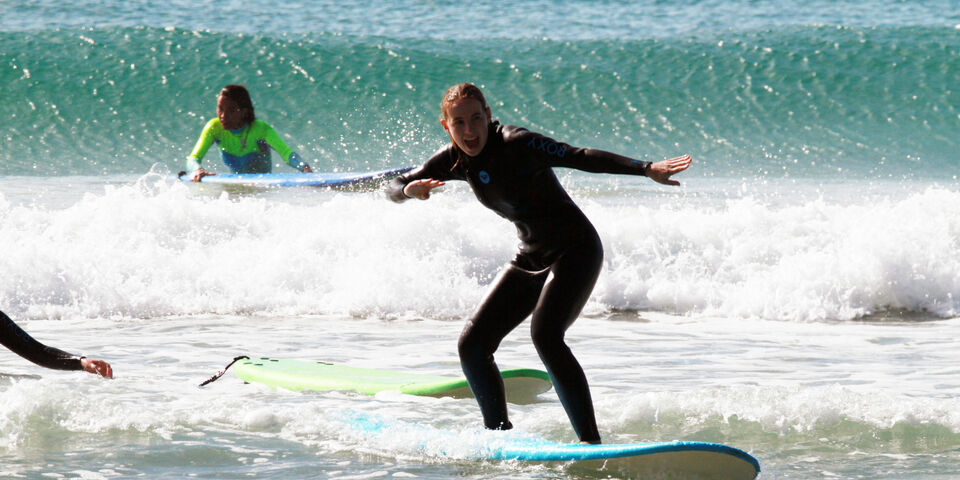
[345, 411, 760, 479]
[173, 166, 413, 188]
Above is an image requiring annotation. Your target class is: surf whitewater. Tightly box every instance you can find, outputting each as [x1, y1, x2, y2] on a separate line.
[2, 1, 960, 479]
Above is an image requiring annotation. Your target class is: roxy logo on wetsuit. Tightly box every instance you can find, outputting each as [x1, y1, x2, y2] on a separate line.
[527, 137, 566, 158]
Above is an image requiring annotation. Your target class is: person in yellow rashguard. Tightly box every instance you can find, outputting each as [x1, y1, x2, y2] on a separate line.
[186, 84, 313, 182]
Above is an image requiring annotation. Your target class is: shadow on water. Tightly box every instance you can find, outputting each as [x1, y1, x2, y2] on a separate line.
[851, 309, 952, 326]
[593, 308, 955, 326]
[594, 309, 652, 324]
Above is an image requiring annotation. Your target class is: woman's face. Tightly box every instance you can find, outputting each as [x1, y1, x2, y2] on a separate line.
[217, 95, 246, 130]
[442, 98, 491, 157]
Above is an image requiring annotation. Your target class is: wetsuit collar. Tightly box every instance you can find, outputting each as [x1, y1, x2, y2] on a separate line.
[230, 123, 251, 149]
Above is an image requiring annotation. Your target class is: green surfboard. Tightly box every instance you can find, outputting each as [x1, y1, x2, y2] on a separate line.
[233, 357, 553, 404]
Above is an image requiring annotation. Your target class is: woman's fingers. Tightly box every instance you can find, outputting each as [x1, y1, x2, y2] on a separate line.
[408, 179, 446, 199]
[81, 358, 114, 379]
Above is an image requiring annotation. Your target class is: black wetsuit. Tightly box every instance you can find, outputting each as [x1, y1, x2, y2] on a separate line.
[1, 310, 83, 371]
[387, 122, 650, 443]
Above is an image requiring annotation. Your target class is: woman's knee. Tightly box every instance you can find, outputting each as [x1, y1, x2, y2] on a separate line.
[530, 324, 566, 358]
[458, 323, 496, 361]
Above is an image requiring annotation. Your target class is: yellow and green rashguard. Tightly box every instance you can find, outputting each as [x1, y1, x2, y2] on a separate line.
[186, 118, 310, 174]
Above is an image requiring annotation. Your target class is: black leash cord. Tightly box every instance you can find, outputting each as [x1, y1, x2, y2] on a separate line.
[199, 355, 249, 387]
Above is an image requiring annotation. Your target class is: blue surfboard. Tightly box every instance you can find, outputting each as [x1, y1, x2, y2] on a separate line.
[172, 166, 414, 188]
[345, 411, 760, 479]
[487, 438, 760, 479]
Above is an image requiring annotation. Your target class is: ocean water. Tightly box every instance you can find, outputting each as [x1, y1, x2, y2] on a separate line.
[2, 1, 960, 478]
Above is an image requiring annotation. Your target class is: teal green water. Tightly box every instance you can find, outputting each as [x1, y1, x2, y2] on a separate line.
[3, 2, 960, 480]
[2, 25, 957, 177]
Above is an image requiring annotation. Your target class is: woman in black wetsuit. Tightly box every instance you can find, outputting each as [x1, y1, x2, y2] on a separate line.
[386, 83, 690, 443]
[1, 310, 113, 378]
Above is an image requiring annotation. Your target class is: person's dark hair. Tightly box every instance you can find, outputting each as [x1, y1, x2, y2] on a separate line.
[218, 84, 256, 123]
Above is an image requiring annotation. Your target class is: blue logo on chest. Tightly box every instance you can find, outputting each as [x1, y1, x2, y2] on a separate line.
[478, 170, 491, 184]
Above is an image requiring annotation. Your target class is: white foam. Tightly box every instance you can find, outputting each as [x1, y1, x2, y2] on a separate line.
[1, 175, 959, 322]
[592, 186, 960, 321]
[598, 383, 960, 439]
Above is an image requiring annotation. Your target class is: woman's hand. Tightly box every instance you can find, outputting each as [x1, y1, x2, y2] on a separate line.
[403, 179, 446, 200]
[646, 155, 692, 186]
[191, 168, 215, 182]
[80, 357, 113, 379]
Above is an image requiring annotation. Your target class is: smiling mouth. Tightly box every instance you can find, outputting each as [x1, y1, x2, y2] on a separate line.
[463, 137, 480, 150]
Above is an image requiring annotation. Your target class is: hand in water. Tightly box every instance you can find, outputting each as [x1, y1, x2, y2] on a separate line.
[80, 357, 113, 379]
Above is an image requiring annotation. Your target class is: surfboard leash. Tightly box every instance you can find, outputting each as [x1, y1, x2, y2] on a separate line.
[199, 355, 249, 387]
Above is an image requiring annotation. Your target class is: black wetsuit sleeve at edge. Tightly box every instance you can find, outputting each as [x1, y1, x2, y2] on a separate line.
[0, 310, 83, 371]
[509, 127, 652, 176]
[386, 146, 459, 203]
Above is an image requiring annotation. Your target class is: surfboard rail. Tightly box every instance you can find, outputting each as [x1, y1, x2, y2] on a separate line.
[171, 166, 414, 188]
[490, 439, 760, 479]
[232, 357, 553, 403]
